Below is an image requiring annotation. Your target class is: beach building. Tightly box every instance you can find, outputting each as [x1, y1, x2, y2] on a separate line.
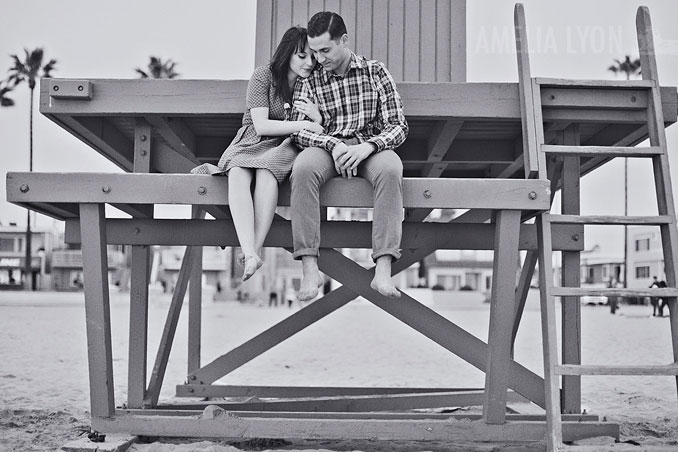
[628, 226, 666, 288]
[0, 222, 58, 290]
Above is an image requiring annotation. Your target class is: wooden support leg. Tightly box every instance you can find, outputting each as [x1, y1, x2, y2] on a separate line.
[127, 244, 151, 408]
[188, 206, 204, 374]
[560, 127, 582, 413]
[511, 250, 538, 356]
[536, 213, 563, 450]
[79, 203, 115, 418]
[483, 210, 521, 424]
[145, 241, 201, 407]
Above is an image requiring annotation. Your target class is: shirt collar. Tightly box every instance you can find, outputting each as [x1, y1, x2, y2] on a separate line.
[319, 52, 366, 82]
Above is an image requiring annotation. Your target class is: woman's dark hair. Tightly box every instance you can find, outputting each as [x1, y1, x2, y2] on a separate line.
[270, 26, 308, 103]
[308, 11, 347, 40]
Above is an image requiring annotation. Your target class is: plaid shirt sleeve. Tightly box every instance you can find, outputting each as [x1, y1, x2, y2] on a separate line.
[290, 78, 343, 152]
[366, 62, 409, 152]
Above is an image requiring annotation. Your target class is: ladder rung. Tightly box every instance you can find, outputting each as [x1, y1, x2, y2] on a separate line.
[552, 287, 678, 298]
[555, 364, 678, 376]
[536, 77, 656, 89]
[545, 214, 672, 225]
[541, 145, 663, 157]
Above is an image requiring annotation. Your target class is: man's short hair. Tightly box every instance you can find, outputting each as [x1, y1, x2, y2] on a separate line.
[308, 11, 347, 40]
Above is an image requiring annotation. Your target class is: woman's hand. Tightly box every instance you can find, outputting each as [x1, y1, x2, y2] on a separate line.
[294, 97, 322, 124]
[303, 121, 324, 134]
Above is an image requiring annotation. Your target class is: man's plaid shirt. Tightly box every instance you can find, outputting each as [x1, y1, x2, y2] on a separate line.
[290, 53, 408, 153]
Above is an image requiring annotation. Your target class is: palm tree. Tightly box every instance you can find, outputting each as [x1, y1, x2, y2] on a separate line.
[135, 56, 180, 79]
[6, 47, 57, 290]
[607, 55, 641, 289]
[0, 79, 15, 106]
[607, 55, 641, 80]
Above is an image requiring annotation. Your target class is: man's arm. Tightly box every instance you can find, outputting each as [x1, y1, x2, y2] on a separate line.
[290, 78, 342, 152]
[366, 62, 409, 152]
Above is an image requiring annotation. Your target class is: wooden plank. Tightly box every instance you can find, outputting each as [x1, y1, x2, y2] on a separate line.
[419, 0, 436, 82]
[176, 385, 480, 398]
[537, 77, 655, 88]
[403, 0, 420, 81]
[371, 0, 389, 66]
[514, 3, 539, 178]
[483, 210, 521, 424]
[63, 218, 585, 252]
[128, 244, 150, 409]
[317, 249, 547, 408]
[353, 0, 372, 58]
[6, 173, 551, 210]
[435, 0, 452, 82]
[166, 390, 522, 413]
[542, 145, 662, 157]
[540, 88, 648, 110]
[144, 244, 200, 407]
[125, 408, 601, 422]
[546, 214, 672, 225]
[386, 0, 404, 81]
[92, 414, 618, 443]
[254, 0, 274, 66]
[560, 127, 582, 415]
[556, 364, 678, 376]
[553, 287, 678, 298]
[79, 203, 115, 418]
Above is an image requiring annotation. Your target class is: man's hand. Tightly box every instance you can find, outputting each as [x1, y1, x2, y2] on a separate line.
[337, 143, 374, 178]
[331, 143, 349, 177]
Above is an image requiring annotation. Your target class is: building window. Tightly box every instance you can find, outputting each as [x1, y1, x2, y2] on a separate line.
[0, 238, 15, 252]
[635, 266, 650, 278]
[636, 238, 650, 251]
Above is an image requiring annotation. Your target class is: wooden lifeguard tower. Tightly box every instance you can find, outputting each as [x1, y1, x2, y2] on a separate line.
[6, 2, 678, 451]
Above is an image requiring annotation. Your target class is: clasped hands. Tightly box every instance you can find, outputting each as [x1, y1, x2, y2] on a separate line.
[331, 142, 374, 178]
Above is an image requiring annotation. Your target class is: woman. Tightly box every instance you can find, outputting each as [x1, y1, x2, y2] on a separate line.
[192, 26, 322, 281]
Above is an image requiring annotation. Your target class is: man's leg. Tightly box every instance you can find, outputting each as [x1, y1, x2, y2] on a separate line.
[359, 150, 403, 298]
[290, 147, 337, 301]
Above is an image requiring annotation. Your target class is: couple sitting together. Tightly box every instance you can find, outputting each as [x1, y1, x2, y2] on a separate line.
[192, 11, 409, 301]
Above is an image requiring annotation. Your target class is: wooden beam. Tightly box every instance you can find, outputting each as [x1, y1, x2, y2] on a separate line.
[145, 115, 198, 163]
[92, 413, 618, 443]
[317, 249, 547, 408]
[6, 172, 552, 210]
[62, 218, 585, 252]
[175, 385, 480, 398]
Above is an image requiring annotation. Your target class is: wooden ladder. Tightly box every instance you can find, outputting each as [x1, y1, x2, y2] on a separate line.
[515, 4, 678, 451]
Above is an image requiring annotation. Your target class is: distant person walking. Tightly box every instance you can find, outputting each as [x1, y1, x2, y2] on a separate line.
[649, 275, 661, 316]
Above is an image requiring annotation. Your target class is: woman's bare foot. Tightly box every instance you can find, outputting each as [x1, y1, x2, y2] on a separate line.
[371, 255, 401, 298]
[242, 255, 263, 281]
[299, 256, 324, 301]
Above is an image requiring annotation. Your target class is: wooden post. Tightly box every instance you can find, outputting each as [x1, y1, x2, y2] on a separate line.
[79, 203, 115, 418]
[483, 209, 522, 424]
[188, 206, 204, 374]
[560, 125, 582, 414]
[128, 119, 153, 408]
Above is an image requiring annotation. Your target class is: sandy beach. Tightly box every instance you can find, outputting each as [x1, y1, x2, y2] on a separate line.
[1, 288, 677, 451]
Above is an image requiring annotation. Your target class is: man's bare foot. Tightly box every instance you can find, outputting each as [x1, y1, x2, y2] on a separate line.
[298, 256, 324, 301]
[371, 255, 401, 298]
[242, 255, 263, 281]
[370, 275, 401, 298]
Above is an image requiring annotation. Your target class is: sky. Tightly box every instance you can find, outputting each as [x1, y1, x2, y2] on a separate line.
[1, 0, 678, 256]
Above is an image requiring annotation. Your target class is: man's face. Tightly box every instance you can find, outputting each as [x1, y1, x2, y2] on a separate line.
[308, 32, 349, 74]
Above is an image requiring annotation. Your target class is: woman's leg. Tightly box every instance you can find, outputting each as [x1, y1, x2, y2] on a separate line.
[253, 168, 279, 253]
[228, 167, 261, 281]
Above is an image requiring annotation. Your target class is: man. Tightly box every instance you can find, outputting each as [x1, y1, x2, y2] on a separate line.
[289, 11, 409, 301]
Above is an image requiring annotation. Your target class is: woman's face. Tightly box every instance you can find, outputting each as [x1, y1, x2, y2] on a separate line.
[288, 43, 315, 79]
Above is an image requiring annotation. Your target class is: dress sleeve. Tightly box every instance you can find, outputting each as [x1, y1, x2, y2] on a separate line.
[246, 66, 272, 110]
